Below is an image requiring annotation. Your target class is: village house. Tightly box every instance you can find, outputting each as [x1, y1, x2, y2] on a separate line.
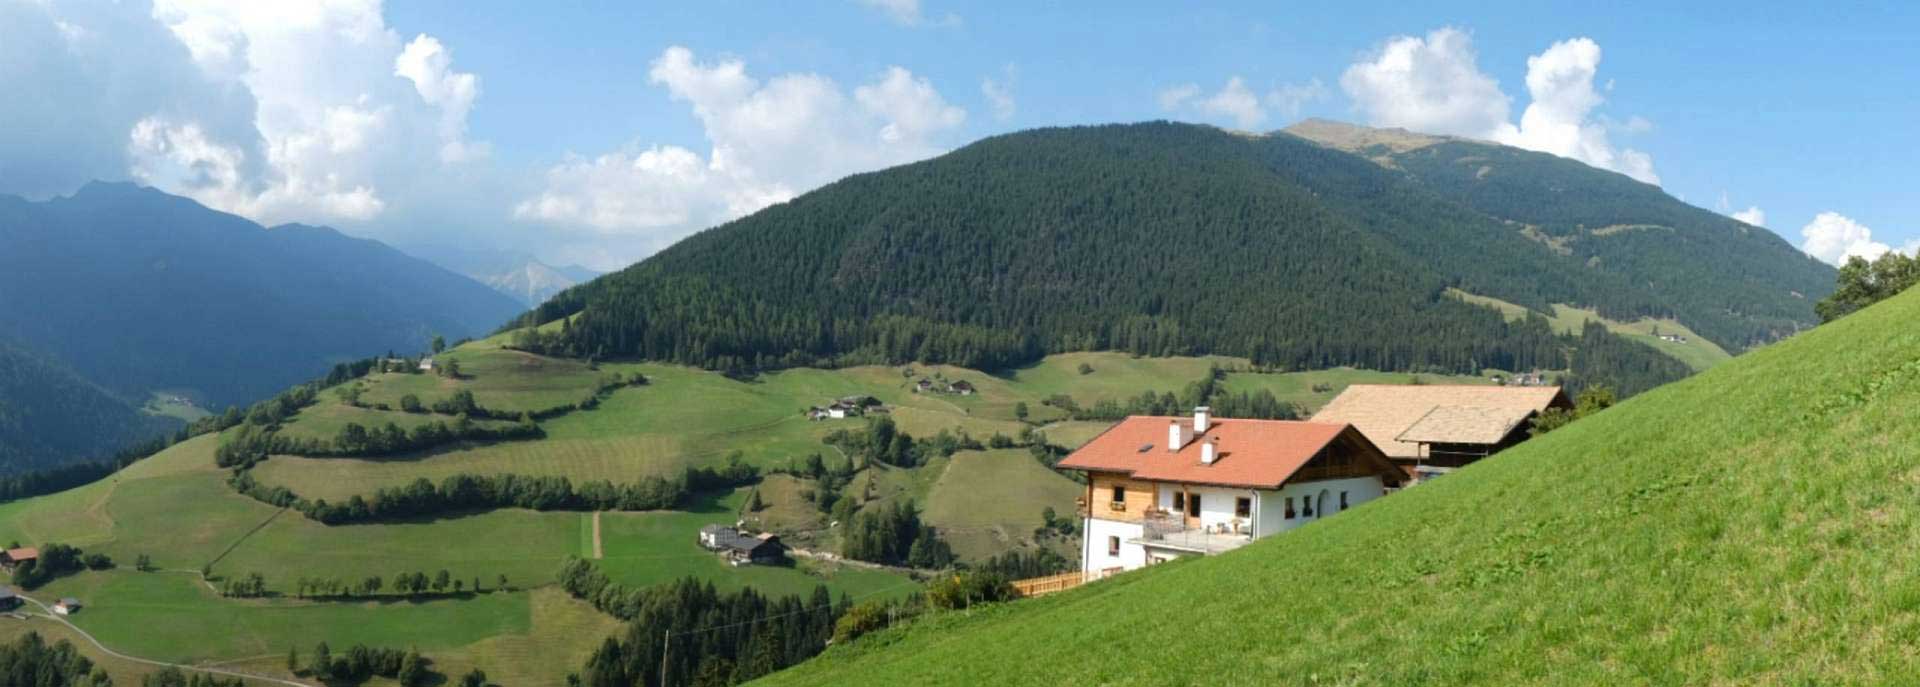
[698, 525, 787, 566]
[949, 380, 975, 395]
[1057, 407, 1405, 575]
[418, 357, 436, 372]
[1311, 384, 1571, 482]
[52, 597, 80, 616]
[0, 586, 18, 612]
[0, 547, 38, 572]
[914, 378, 936, 393]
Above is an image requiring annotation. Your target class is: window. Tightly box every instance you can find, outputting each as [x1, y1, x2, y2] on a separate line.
[1172, 492, 1185, 511]
[1235, 497, 1252, 519]
[1302, 498, 1314, 518]
[1340, 491, 1349, 511]
[1107, 536, 1121, 556]
[1284, 497, 1296, 519]
[1111, 485, 1125, 503]
[1186, 493, 1202, 518]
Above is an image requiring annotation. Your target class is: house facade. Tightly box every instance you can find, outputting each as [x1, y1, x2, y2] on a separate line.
[698, 525, 787, 566]
[1311, 384, 1570, 481]
[1057, 408, 1404, 575]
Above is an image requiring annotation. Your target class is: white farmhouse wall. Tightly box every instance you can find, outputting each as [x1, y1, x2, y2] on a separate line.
[1082, 517, 1146, 573]
[1256, 476, 1386, 536]
[1155, 484, 1260, 535]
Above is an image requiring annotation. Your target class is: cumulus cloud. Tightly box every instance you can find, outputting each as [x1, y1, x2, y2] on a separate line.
[0, 0, 487, 229]
[1799, 212, 1902, 266]
[1731, 206, 1766, 227]
[514, 47, 967, 252]
[1161, 76, 1328, 130]
[856, 0, 958, 27]
[981, 66, 1017, 121]
[1340, 27, 1659, 185]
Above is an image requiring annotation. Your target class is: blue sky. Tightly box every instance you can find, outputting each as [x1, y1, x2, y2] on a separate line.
[4, 1, 1915, 269]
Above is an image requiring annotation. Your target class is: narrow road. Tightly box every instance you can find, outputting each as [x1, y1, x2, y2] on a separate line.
[592, 511, 605, 559]
[10, 593, 314, 687]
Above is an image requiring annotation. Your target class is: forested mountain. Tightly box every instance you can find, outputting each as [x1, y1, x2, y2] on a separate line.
[1286, 119, 1835, 348]
[0, 182, 524, 470]
[0, 338, 173, 472]
[513, 122, 1826, 396]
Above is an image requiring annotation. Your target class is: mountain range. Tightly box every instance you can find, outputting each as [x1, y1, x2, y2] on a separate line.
[0, 182, 525, 471]
[517, 121, 1833, 393]
[403, 245, 600, 307]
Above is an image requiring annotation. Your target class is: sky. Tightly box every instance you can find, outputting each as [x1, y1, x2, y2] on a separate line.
[2, 1, 1915, 271]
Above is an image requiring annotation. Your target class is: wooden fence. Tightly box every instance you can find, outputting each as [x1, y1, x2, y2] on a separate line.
[1011, 570, 1110, 598]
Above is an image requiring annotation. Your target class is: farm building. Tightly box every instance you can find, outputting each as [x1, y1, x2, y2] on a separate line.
[1311, 384, 1571, 481]
[949, 380, 975, 395]
[52, 597, 80, 615]
[418, 357, 436, 371]
[698, 525, 787, 566]
[1058, 407, 1405, 575]
[0, 547, 38, 572]
[0, 586, 18, 612]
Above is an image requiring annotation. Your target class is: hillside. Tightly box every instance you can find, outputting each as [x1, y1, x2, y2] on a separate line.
[0, 338, 173, 471]
[0, 182, 525, 469]
[760, 280, 1920, 685]
[518, 122, 1825, 395]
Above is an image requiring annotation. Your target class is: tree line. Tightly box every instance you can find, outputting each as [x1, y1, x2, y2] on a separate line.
[839, 500, 954, 569]
[1816, 252, 1920, 323]
[0, 632, 112, 687]
[228, 458, 759, 525]
[295, 642, 437, 687]
[559, 559, 849, 687]
[9, 542, 110, 589]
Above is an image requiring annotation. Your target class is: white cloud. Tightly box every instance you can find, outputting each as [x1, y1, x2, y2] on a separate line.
[394, 34, 484, 162]
[1800, 212, 1896, 266]
[1160, 76, 1322, 130]
[1340, 27, 1659, 185]
[1266, 78, 1329, 119]
[515, 46, 967, 251]
[855, 0, 958, 27]
[1731, 206, 1766, 228]
[981, 68, 1017, 121]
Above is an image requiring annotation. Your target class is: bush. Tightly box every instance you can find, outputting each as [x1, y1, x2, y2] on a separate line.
[927, 572, 1017, 610]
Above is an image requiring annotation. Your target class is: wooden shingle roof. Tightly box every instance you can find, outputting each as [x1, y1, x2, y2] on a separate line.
[1396, 405, 1538, 445]
[1311, 384, 1570, 458]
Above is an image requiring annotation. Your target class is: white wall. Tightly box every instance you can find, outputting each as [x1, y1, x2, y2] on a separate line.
[1082, 517, 1146, 573]
[1155, 484, 1260, 535]
[1255, 476, 1386, 537]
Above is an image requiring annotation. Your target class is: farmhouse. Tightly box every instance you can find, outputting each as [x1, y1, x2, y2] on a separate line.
[52, 597, 80, 615]
[949, 380, 975, 395]
[0, 547, 37, 572]
[698, 525, 786, 566]
[418, 357, 436, 372]
[1058, 407, 1404, 574]
[0, 586, 18, 612]
[1311, 384, 1570, 481]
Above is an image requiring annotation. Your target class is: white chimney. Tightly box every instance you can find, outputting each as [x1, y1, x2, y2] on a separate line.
[1201, 437, 1218, 465]
[1193, 406, 1211, 435]
[1167, 419, 1191, 452]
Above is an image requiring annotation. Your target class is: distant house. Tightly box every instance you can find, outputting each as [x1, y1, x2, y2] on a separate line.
[914, 379, 935, 393]
[827, 403, 854, 420]
[52, 597, 80, 616]
[0, 547, 38, 572]
[949, 380, 976, 396]
[0, 586, 18, 612]
[1311, 384, 1571, 481]
[418, 357, 436, 372]
[698, 525, 786, 566]
[807, 407, 832, 421]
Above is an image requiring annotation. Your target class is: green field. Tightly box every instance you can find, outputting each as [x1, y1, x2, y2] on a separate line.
[922, 450, 1082, 562]
[759, 284, 1920, 686]
[1449, 288, 1733, 371]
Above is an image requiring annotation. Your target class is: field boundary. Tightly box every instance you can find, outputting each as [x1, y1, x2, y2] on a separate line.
[205, 506, 288, 571]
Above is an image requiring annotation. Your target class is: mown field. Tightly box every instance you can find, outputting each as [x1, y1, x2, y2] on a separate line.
[0, 339, 1545, 685]
[759, 283, 1920, 686]
[1449, 288, 1732, 371]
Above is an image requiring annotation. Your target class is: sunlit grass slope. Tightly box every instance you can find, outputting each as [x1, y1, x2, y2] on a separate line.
[762, 286, 1920, 685]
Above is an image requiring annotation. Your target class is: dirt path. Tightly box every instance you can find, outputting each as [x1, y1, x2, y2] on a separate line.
[11, 593, 314, 687]
[591, 511, 604, 559]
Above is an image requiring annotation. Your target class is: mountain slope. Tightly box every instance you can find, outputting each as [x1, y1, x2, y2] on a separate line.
[405, 245, 601, 306]
[522, 122, 1823, 391]
[762, 274, 1920, 685]
[1287, 118, 1835, 348]
[0, 182, 525, 463]
[0, 338, 172, 471]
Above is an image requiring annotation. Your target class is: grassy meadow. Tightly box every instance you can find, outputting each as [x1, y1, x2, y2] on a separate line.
[760, 285, 1920, 686]
[1449, 288, 1732, 371]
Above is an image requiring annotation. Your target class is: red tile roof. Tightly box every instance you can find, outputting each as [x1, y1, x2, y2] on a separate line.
[1056, 416, 1391, 489]
[3, 548, 37, 562]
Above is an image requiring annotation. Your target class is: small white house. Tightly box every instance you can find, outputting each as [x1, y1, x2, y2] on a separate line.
[1057, 407, 1406, 574]
[418, 357, 436, 372]
[52, 597, 80, 616]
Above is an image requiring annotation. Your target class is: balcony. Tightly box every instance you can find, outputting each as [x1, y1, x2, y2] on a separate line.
[1127, 510, 1254, 555]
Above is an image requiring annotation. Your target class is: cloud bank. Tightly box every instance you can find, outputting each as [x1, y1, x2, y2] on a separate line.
[1340, 27, 1658, 184]
[1798, 212, 1914, 266]
[1158, 77, 1327, 130]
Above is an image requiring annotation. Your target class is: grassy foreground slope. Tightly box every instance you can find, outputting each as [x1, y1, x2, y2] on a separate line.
[763, 287, 1920, 685]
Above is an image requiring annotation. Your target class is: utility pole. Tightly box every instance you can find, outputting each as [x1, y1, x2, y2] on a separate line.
[659, 630, 670, 687]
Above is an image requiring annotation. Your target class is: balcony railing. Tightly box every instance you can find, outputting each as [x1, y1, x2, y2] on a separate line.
[1130, 510, 1254, 555]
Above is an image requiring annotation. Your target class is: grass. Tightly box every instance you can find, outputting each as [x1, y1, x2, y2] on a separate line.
[354, 344, 615, 415]
[757, 285, 1920, 686]
[0, 614, 170, 685]
[922, 450, 1082, 562]
[142, 391, 211, 423]
[1449, 288, 1732, 371]
[270, 402, 515, 443]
